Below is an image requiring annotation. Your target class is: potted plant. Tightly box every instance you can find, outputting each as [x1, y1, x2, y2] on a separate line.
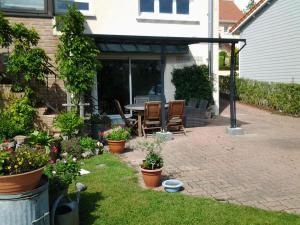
[44, 157, 80, 206]
[105, 127, 131, 154]
[0, 145, 49, 194]
[138, 136, 165, 188]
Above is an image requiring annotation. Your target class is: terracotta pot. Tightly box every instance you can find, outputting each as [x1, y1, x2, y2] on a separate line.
[141, 168, 163, 188]
[0, 167, 44, 194]
[107, 140, 126, 154]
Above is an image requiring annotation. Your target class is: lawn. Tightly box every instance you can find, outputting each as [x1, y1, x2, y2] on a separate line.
[74, 153, 300, 225]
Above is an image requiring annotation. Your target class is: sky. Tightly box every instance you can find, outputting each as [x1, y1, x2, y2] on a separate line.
[234, 0, 256, 10]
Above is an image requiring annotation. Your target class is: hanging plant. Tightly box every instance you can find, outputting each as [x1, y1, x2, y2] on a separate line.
[55, 5, 100, 97]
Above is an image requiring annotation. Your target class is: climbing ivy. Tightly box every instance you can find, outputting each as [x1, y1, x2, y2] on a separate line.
[55, 5, 100, 96]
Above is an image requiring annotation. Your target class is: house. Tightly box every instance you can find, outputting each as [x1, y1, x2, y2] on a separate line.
[231, 0, 300, 83]
[0, 0, 220, 120]
[219, 0, 243, 53]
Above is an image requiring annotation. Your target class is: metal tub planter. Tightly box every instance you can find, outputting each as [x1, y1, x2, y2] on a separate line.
[0, 178, 50, 225]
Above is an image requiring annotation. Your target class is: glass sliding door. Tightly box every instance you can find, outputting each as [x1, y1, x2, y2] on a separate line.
[98, 60, 130, 115]
[98, 59, 161, 116]
[131, 60, 161, 101]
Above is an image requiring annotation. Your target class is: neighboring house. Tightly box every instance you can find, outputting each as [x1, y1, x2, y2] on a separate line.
[0, 0, 219, 118]
[231, 0, 300, 83]
[219, 0, 243, 53]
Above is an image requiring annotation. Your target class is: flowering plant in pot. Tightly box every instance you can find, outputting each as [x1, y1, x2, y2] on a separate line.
[79, 136, 103, 157]
[137, 136, 165, 188]
[0, 145, 49, 194]
[44, 157, 80, 206]
[105, 127, 131, 154]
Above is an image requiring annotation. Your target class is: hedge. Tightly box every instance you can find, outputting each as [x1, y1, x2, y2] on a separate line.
[171, 65, 213, 104]
[219, 76, 300, 116]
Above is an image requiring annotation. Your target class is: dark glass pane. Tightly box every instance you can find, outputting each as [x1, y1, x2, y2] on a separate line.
[131, 60, 161, 102]
[98, 60, 130, 115]
[176, 0, 189, 14]
[160, 0, 172, 13]
[140, 0, 154, 12]
[76, 2, 89, 10]
[0, 0, 45, 11]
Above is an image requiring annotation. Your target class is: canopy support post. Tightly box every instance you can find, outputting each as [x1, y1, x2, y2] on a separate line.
[160, 45, 166, 131]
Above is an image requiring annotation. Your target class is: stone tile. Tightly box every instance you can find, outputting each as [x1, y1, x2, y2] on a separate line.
[122, 100, 300, 214]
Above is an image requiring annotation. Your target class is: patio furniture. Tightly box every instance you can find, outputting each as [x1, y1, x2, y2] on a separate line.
[134, 96, 150, 104]
[167, 100, 186, 135]
[114, 100, 138, 133]
[142, 101, 162, 138]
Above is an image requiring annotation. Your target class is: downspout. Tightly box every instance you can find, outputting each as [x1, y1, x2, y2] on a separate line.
[208, 0, 214, 80]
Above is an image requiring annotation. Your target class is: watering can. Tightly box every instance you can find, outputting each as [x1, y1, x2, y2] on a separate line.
[51, 183, 87, 225]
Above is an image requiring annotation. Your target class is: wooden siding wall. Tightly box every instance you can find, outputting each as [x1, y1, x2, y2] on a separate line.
[239, 0, 300, 83]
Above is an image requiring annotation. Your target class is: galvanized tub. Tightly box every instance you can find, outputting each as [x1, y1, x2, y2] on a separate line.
[0, 178, 49, 225]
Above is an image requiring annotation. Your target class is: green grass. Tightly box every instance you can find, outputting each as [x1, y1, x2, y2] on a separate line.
[74, 153, 300, 225]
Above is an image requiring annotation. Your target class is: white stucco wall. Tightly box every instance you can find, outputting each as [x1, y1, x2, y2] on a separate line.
[85, 0, 219, 112]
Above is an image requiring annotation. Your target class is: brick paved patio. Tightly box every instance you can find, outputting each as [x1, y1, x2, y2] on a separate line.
[121, 100, 300, 214]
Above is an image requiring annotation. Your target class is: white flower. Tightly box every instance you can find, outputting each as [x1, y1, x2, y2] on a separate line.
[52, 171, 56, 175]
[63, 159, 67, 164]
[73, 157, 77, 162]
[97, 142, 103, 147]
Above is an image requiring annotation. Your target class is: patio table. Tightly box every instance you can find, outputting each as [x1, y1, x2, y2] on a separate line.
[125, 103, 168, 137]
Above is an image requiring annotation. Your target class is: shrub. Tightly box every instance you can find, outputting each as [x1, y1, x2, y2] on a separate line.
[171, 65, 213, 105]
[219, 76, 300, 115]
[61, 137, 84, 159]
[0, 113, 19, 141]
[54, 111, 84, 138]
[1, 145, 48, 175]
[79, 137, 97, 150]
[1, 96, 36, 136]
[105, 127, 131, 141]
[29, 130, 53, 147]
[44, 157, 80, 194]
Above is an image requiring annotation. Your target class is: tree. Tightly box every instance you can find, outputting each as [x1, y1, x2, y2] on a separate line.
[243, 0, 255, 13]
[7, 23, 50, 87]
[55, 5, 100, 97]
[0, 13, 12, 48]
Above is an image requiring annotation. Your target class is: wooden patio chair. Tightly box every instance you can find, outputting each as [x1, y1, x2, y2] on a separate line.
[167, 100, 186, 135]
[142, 101, 162, 138]
[114, 99, 138, 134]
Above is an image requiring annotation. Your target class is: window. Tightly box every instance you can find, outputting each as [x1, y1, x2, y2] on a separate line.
[224, 26, 228, 33]
[140, 0, 154, 12]
[0, 0, 51, 15]
[55, 0, 94, 16]
[159, 0, 173, 13]
[176, 0, 189, 14]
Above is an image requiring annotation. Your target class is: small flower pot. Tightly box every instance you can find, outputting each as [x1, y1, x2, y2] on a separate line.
[0, 167, 44, 194]
[162, 179, 183, 192]
[107, 140, 126, 154]
[141, 167, 162, 188]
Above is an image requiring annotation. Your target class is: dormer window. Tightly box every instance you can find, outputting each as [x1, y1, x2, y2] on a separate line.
[139, 0, 190, 15]
[176, 0, 189, 14]
[160, 0, 173, 13]
[140, 0, 155, 12]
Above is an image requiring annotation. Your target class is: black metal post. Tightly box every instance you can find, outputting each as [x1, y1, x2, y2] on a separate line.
[229, 43, 237, 128]
[160, 45, 166, 131]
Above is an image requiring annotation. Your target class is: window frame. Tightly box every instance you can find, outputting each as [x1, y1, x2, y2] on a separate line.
[0, 0, 53, 18]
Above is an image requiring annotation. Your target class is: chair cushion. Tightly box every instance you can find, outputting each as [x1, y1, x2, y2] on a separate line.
[168, 117, 182, 124]
[145, 120, 161, 125]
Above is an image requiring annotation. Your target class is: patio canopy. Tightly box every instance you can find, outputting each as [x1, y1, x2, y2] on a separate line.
[90, 34, 246, 130]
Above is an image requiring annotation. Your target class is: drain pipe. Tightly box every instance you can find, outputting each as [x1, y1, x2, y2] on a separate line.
[208, 0, 219, 116]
